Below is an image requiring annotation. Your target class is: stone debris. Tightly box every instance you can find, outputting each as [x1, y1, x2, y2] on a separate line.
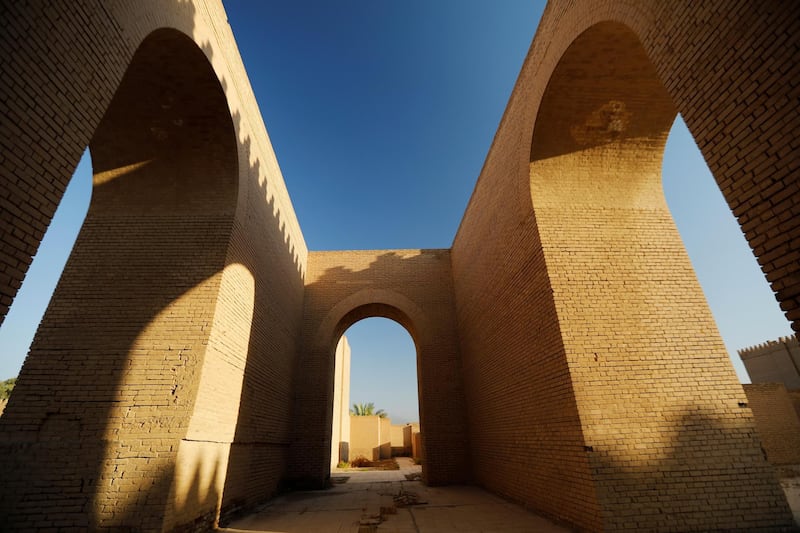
[393, 490, 427, 507]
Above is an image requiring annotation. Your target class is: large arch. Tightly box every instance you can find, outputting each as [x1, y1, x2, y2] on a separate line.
[2, 1, 798, 532]
[529, 20, 791, 530]
[1, 1, 310, 529]
[0, 26, 242, 530]
[289, 250, 471, 488]
[452, 1, 798, 530]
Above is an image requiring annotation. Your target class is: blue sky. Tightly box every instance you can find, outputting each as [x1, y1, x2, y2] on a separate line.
[0, 1, 792, 424]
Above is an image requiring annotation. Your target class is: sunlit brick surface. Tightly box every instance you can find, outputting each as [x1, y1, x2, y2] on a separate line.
[0, 0, 797, 531]
[291, 250, 470, 488]
[452, 1, 797, 530]
[0, 1, 307, 530]
[744, 383, 800, 466]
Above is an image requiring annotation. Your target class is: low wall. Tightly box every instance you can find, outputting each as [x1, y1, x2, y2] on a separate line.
[744, 383, 800, 465]
[390, 424, 406, 456]
[412, 432, 424, 463]
[350, 416, 391, 461]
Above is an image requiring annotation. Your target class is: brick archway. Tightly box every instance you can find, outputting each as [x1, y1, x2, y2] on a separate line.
[1, 1, 798, 531]
[452, 3, 798, 530]
[526, 19, 788, 530]
[289, 250, 470, 488]
[0, 26, 244, 530]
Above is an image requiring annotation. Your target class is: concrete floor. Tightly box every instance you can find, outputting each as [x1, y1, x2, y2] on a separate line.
[222, 459, 800, 532]
[222, 458, 569, 532]
[779, 466, 800, 526]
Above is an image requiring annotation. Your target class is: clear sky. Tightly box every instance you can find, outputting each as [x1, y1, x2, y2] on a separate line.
[0, 2, 793, 424]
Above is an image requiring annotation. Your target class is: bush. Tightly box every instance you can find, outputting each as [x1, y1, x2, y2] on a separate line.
[350, 456, 371, 468]
[0, 377, 16, 401]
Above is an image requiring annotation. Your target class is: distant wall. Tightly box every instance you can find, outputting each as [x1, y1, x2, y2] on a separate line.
[790, 390, 800, 421]
[739, 335, 800, 391]
[412, 432, 424, 463]
[743, 384, 800, 466]
[390, 424, 406, 456]
[330, 337, 351, 468]
[350, 415, 391, 461]
[291, 249, 469, 486]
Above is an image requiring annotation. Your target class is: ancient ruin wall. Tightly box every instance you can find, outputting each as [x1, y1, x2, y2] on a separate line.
[739, 335, 800, 390]
[452, 0, 797, 530]
[0, 1, 307, 530]
[1, 1, 799, 531]
[290, 249, 470, 487]
[743, 383, 800, 466]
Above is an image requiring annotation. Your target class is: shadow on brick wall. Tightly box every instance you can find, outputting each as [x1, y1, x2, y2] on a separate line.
[585, 409, 795, 531]
[285, 249, 471, 490]
[0, 2, 305, 530]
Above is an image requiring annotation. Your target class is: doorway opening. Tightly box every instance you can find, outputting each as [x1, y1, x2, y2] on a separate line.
[330, 317, 421, 474]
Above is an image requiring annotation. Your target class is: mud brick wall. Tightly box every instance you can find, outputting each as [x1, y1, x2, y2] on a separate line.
[0, 1, 307, 530]
[739, 335, 800, 390]
[744, 383, 800, 466]
[290, 249, 469, 487]
[2, 1, 799, 532]
[452, 0, 797, 530]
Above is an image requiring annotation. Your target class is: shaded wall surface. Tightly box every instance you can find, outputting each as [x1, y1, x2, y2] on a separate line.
[0, 1, 307, 530]
[744, 383, 800, 466]
[290, 249, 470, 487]
[451, 0, 797, 530]
[1, 1, 799, 532]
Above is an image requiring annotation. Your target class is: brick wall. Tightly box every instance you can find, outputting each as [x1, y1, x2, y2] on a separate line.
[349, 415, 392, 461]
[0, 1, 307, 530]
[452, 0, 796, 530]
[2, 1, 799, 531]
[744, 383, 800, 466]
[740, 335, 800, 390]
[289, 249, 470, 487]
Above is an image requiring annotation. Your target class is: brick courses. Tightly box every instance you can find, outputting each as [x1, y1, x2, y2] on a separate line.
[743, 383, 800, 466]
[289, 250, 470, 488]
[0, 0, 798, 531]
[452, 1, 797, 530]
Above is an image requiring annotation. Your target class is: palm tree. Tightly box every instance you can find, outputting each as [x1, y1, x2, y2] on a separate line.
[350, 402, 387, 418]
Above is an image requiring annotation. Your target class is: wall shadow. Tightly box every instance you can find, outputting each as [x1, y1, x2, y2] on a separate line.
[587, 408, 796, 531]
[0, 4, 305, 531]
[285, 250, 471, 491]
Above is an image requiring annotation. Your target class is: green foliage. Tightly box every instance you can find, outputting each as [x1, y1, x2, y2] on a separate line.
[336, 460, 350, 468]
[0, 377, 16, 400]
[350, 402, 387, 418]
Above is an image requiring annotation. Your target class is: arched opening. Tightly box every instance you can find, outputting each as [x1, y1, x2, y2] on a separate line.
[0, 27, 240, 530]
[330, 317, 421, 475]
[0, 149, 91, 393]
[662, 117, 794, 382]
[527, 20, 791, 530]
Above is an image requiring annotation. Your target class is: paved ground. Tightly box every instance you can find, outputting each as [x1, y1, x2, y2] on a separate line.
[222, 458, 569, 532]
[779, 466, 800, 526]
[222, 459, 800, 532]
